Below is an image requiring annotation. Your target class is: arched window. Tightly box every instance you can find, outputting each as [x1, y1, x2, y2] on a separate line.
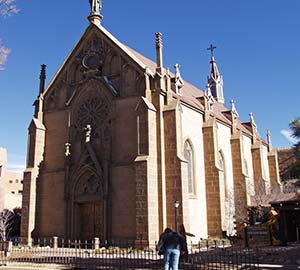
[184, 140, 195, 194]
[218, 151, 229, 232]
[218, 151, 227, 194]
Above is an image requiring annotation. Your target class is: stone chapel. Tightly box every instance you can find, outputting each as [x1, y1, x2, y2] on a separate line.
[20, 2, 281, 244]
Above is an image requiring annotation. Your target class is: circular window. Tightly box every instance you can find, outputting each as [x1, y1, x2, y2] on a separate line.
[82, 53, 101, 70]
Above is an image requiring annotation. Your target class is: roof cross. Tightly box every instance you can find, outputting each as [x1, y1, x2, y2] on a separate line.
[207, 44, 217, 58]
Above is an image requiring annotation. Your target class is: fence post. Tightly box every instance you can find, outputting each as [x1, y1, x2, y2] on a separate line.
[28, 237, 33, 247]
[94, 237, 100, 249]
[4, 241, 12, 257]
[53, 236, 58, 249]
[244, 226, 249, 247]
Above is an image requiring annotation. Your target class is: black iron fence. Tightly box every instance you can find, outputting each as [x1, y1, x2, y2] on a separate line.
[0, 238, 260, 269]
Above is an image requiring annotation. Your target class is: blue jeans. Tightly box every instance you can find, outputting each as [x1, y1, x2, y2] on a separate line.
[164, 248, 180, 270]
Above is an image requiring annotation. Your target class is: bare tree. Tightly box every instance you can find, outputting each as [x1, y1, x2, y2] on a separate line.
[0, 209, 14, 241]
[247, 179, 272, 225]
[229, 177, 281, 236]
[282, 178, 300, 193]
[0, 0, 19, 70]
[0, 0, 19, 16]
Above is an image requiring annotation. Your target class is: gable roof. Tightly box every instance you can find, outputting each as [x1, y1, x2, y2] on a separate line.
[43, 23, 155, 96]
[127, 43, 253, 136]
[43, 22, 256, 138]
[97, 24, 155, 76]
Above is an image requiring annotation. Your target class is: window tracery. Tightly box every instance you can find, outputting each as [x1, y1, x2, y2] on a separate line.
[74, 95, 110, 140]
[184, 140, 195, 194]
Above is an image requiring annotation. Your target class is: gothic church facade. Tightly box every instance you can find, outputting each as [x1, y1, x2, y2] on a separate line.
[21, 5, 281, 244]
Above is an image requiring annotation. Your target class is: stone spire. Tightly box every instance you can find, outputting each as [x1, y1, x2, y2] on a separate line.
[267, 129, 273, 152]
[206, 83, 215, 111]
[250, 112, 259, 142]
[230, 100, 239, 119]
[34, 64, 46, 121]
[230, 100, 239, 133]
[249, 112, 257, 130]
[88, 0, 103, 25]
[39, 64, 46, 94]
[174, 63, 184, 95]
[207, 44, 224, 104]
[155, 32, 164, 74]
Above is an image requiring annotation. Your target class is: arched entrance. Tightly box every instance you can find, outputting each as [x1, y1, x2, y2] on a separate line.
[72, 172, 105, 241]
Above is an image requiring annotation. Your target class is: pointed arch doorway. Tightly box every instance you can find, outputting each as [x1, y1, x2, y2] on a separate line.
[71, 172, 106, 242]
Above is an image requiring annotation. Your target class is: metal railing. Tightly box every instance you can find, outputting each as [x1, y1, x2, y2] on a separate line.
[0, 238, 260, 269]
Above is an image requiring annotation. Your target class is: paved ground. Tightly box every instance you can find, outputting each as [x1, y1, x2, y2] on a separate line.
[254, 245, 300, 270]
[1, 264, 300, 270]
[259, 264, 300, 270]
[0, 267, 67, 270]
[0, 266, 72, 270]
[0, 265, 299, 270]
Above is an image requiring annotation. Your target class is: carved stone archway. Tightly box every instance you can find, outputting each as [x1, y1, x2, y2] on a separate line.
[70, 169, 106, 241]
[66, 76, 113, 242]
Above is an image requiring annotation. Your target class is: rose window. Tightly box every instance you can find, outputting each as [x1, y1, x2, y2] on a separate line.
[75, 96, 109, 139]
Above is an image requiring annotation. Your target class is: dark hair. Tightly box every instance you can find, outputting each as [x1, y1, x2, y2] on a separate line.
[164, 228, 172, 233]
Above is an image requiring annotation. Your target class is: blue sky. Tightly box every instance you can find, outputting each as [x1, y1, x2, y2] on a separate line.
[0, 0, 300, 172]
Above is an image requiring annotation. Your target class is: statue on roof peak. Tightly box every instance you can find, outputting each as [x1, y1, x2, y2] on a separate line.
[89, 0, 102, 14]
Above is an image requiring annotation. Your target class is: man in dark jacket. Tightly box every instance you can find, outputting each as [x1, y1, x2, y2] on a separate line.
[157, 228, 187, 270]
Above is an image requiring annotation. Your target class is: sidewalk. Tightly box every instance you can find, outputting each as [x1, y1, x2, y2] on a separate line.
[0, 265, 69, 270]
[259, 264, 300, 270]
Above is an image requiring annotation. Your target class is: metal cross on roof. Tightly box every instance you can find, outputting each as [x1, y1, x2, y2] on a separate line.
[207, 44, 217, 58]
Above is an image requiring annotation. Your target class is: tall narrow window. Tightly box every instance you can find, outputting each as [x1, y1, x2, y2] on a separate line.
[184, 140, 195, 194]
[218, 151, 228, 232]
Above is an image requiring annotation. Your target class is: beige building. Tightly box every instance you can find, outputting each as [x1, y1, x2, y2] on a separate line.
[0, 148, 23, 211]
[21, 4, 281, 244]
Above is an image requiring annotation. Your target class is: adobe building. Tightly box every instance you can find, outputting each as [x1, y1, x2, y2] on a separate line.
[20, 2, 281, 244]
[0, 148, 23, 211]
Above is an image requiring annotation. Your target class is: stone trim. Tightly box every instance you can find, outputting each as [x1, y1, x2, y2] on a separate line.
[203, 123, 222, 237]
[231, 135, 248, 235]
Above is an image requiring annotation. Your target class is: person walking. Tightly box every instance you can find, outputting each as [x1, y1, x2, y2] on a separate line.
[157, 228, 187, 270]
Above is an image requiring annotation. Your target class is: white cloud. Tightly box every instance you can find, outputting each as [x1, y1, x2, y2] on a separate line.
[7, 152, 25, 173]
[7, 164, 25, 174]
[0, 42, 11, 70]
[280, 129, 298, 144]
[0, 0, 19, 70]
[7, 164, 25, 169]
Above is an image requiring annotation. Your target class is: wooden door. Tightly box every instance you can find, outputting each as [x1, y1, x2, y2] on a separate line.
[79, 202, 102, 241]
